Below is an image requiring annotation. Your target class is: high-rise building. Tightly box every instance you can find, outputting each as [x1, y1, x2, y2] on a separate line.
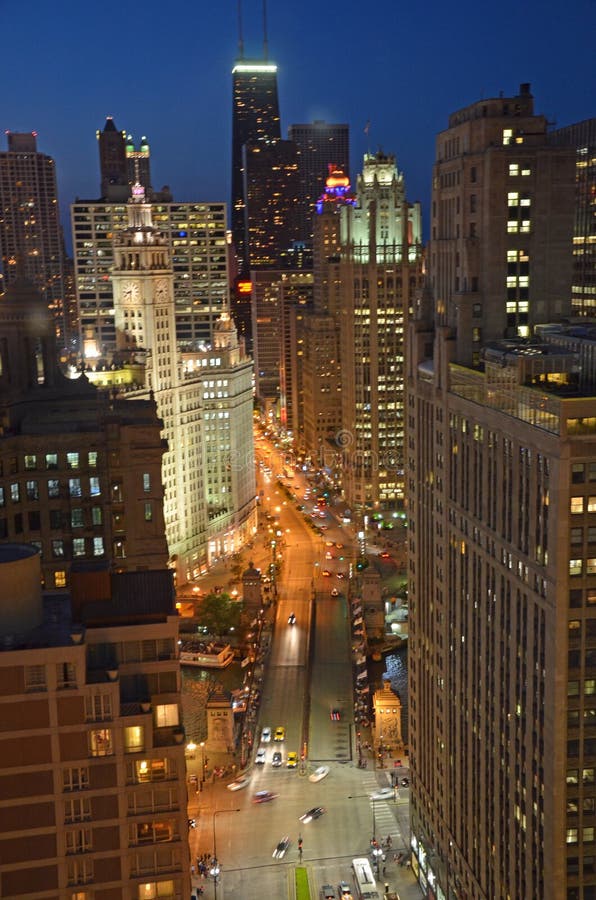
[288, 120, 350, 246]
[0, 278, 168, 591]
[338, 151, 424, 511]
[231, 59, 281, 273]
[96, 117, 153, 200]
[407, 86, 583, 900]
[71, 200, 228, 354]
[243, 138, 303, 268]
[108, 181, 256, 582]
[0, 132, 68, 344]
[0, 544, 190, 897]
[550, 118, 596, 317]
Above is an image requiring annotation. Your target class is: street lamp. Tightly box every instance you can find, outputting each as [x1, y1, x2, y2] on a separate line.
[211, 807, 240, 899]
[199, 741, 205, 788]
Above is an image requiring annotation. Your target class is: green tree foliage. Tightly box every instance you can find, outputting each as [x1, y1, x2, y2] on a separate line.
[195, 592, 242, 638]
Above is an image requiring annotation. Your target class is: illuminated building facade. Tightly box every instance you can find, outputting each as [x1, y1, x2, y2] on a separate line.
[0, 131, 69, 345]
[430, 82, 575, 367]
[288, 120, 350, 246]
[0, 279, 168, 591]
[0, 545, 190, 898]
[339, 151, 424, 510]
[231, 59, 281, 272]
[302, 166, 355, 462]
[71, 200, 228, 354]
[109, 183, 256, 582]
[407, 88, 586, 900]
[551, 118, 596, 316]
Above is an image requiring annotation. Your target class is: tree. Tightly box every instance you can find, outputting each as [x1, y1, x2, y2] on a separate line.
[195, 591, 242, 638]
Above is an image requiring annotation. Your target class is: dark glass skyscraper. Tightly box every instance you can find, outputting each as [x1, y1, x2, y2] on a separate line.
[231, 60, 281, 272]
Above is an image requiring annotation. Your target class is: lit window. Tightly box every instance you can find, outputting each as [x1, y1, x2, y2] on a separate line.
[508, 192, 519, 206]
[509, 163, 519, 176]
[143, 473, 151, 493]
[88, 728, 113, 756]
[584, 827, 595, 843]
[135, 758, 168, 783]
[67, 452, 80, 470]
[589, 497, 596, 513]
[503, 129, 513, 146]
[93, 537, 104, 557]
[571, 497, 585, 514]
[567, 828, 579, 844]
[89, 477, 100, 496]
[73, 538, 86, 557]
[24, 454, 37, 470]
[46, 453, 58, 470]
[570, 559, 583, 576]
[55, 570, 66, 588]
[144, 502, 153, 522]
[137, 880, 175, 899]
[124, 725, 145, 753]
[91, 507, 102, 526]
[155, 704, 179, 727]
[521, 167, 531, 176]
[88, 451, 98, 468]
[71, 509, 84, 528]
[48, 479, 60, 498]
[10, 483, 20, 502]
[26, 480, 39, 500]
[69, 478, 82, 498]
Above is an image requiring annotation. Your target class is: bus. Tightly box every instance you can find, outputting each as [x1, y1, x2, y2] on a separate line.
[351, 857, 381, 899]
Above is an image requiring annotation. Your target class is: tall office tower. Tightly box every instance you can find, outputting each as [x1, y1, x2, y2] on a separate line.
[430, 82, 573, 368]
[243, 138, 304, 268]
[0, 278, 168, 590]
[551, 119, 596, 316]
[301, 166, 356, 462]
[339, 151, 423, 511]
[278, 271, 313, 435]
[288, 120, 350, 245]
[231, 56, 281, 273]
[0, 131, 67, 344]
[407, 87, 581, 900]
[110, 182, 256, 582]
[0, 545, 190, 898]
[97, 116, 128, 197]
[71, 200, 228, 354]
[125, 132, 152, 196]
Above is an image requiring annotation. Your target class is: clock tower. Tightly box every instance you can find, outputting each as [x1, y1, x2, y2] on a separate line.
[112, 178, 177, 393]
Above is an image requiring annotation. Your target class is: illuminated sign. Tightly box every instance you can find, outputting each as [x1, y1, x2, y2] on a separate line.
[237, 281, 253, 294]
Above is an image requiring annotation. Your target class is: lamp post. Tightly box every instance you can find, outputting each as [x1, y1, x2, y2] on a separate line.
[210, 807, 240, 899]
[199, 741, 205, 789]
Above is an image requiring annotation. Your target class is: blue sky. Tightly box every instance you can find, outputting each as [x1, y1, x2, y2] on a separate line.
[3, 0, 594, 246]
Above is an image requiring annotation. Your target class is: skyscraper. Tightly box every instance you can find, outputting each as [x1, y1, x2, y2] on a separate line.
[338, 151, 424, 511]
[288, 120, 350, 246]
[407, 86, 582, 899]
[97, 117, 153, 200]
[551, 118, 596, 317]
[0, 132, 67, 343]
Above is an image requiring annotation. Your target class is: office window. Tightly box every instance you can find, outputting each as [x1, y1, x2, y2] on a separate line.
[25, 665, 46, 692]
[63, 766, 89, 792]
[584, 827, 595, 843]
[0, 487, 4, 508]
[54, 570, 67, 588]
[48, 479, 60, 498]
[10, 483, 20, 502]
[88, 728, 113, 756]
[144, 502, 153, 522]
[155, 704, 179, 727]
[509, 163, 519, 176]
[66, 452, 80, 470]
[133, 758, 171, 783]
[143, 473, 151, 493]
[69, 478, 82, 498]
[124, 725, 145, 753]
[91, 506, 102, 526]
[73, 538, 86, 558]
[45, 453, 58, 469]
[571, 497, 585, 514]
[588, 559, 596, 575]
[571, 529, 583, 546]
[52, 539, 65, 558]
[89, 476, 100, 496]
[137, 881, 175, 899]
[93, 537, 104, 557]
[589, 496, 596, 513]
[71, 509, 85, 528]
[572, 464, 585, 484]
[567, 828, 579, 844]
[131, 821, 173, 844]
[88, 451, 98, 468]
[24, 454, 37, 470]
[570, 559, 582, 576]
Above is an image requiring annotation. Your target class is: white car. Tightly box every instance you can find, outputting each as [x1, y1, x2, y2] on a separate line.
[370, 787, 395, 801]
[261, 726, 272, 743]
[272, 836, 290, 859]
[255, 748, 266, 765]
[226, 776, 250, 792]
[308, 765, 330, 783]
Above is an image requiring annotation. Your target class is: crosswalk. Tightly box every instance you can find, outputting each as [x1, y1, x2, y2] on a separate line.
[359, 773, 407, 852]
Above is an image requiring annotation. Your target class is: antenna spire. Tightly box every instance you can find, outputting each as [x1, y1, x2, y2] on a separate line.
[237, 0, 244, 59]
[263, 0, 269, 61]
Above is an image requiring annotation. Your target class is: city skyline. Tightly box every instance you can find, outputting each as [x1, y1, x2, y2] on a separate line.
[3, 0, 594, 248]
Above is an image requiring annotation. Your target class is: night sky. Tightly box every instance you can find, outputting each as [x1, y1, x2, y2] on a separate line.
[3, 0, 594, 247]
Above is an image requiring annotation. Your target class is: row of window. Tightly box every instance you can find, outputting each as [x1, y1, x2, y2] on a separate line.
[63, 757, 178, 793]
[0, 477, 101, 504]
[16, 451, 98, 472]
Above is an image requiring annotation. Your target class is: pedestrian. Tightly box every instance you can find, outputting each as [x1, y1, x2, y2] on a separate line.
[386, 835, 392, 848]
[382, 865, 387, 876]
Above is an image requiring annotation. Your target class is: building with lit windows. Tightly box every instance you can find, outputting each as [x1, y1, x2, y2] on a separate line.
[0, 131, 70, 346]
[107, 182, 256, 582]
[231, 58, 281, 273]
[339, 151, 424, 511]
[71, 200, 228, 355]
[0, 544, 190, 898]
[551, 118, 596, 317]
[406, 86, 589, 900]
[0, 278, 168, 591]
[96, 116, 153, 200]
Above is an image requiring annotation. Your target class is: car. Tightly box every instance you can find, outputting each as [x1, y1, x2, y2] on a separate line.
[325, 540, 334, 547]
[330, 708, 341, 721]
[226, 776, 250, 792]
[338, 881, 353, 897]
[261, 726, 272, 743]
[272, 836, 291, 859]
[309, 765, 330, 783]
[252, 790, 278, 804]
[299, 806, 325, 823]
[288, 612, 296, 625]
[400, 776, 410, 787]
[335, 543, 344, 549]
[287, 751, 298, 768]
[255, 748, 266, 765]
[370, 787, 395, 801]
[272, 751, 283, 767]
[322, 569, 331, 577]
[274, 726, 285, 741]
[336, 572, 345, 579]
[321, 886, 335, 900]
[331, 588, 339, 597]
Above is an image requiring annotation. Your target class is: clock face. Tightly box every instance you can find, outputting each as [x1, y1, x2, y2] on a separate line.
[155, 279, 168, 302]
[122, 281, 140, 303]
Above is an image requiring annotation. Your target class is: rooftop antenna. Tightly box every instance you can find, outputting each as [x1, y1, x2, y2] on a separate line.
[237, 0, 244, 59]
[263, 0, 269, 61]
